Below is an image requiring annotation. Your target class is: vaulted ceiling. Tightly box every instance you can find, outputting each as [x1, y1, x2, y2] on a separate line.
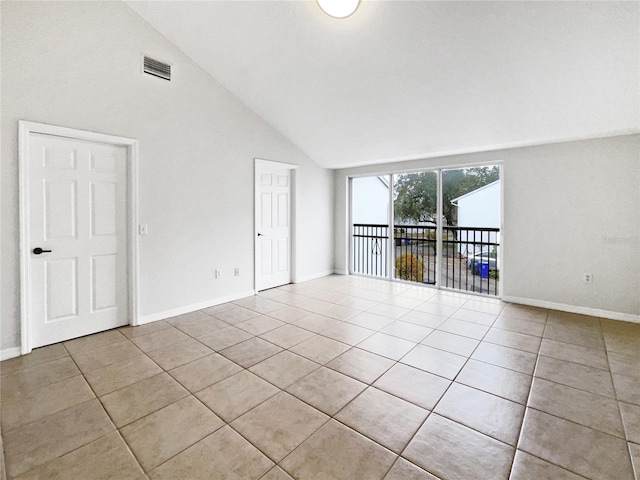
[127, 1, 639, 168]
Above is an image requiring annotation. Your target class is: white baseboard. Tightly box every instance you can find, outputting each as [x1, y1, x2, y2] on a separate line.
[502, 296, 640, 324]
[333, 269, 348, 275]
[137, 289, 257, 325]
[296, 270, 335, 284]
[1, 347, 21, 361]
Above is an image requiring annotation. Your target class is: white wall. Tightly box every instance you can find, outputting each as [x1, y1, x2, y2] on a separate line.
[0, 1, 334, 352]
[456, 181, 500, 229]
[335, 135, 640, 319]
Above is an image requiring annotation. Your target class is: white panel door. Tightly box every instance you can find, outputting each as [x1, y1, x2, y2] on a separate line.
[256, 167, 291, 291]
[28, 133, 128, 348]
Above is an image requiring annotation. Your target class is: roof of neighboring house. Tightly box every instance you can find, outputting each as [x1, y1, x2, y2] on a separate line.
[451, 179, 500, 204]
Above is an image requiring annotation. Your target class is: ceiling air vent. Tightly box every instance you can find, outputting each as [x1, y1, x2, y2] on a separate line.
[143, 56, 171, 81]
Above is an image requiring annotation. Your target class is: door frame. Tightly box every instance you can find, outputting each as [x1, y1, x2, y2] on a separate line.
[254, 158, 298, 292]
[18, 121, 140, 354]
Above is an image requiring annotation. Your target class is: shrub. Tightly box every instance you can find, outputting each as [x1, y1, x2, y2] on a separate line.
[395, 253, 424, 282]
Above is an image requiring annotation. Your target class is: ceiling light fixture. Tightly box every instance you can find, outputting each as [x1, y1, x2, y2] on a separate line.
[317, 0, 360, 19]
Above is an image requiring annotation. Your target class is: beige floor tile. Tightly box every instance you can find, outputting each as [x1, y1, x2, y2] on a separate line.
[536, 355, 615, 398]
[450, 308, 497, 326]
[544, 323, 605, 350]
[280, 420, 397, 480]
[0, 344, 68, 376]
[471, 342, 537, 374]
[259, 325, 315, 349]
[130, 328, 190, 353]
[539, 338, 609, 370]
[604, 331, 640, 357]
[64, 330, 126, 356]
[100, 372, 189, 427]
[414, 302, 458, 317]
[501, 304, 548, 323]
[421, 330, 479, 357]
[202, 302, 237, 315]
[456, 359, 532, 404]
[13, 432, 145, 480]
[373, 363, 450, 410]
[197, 325, 253, 351]
[166, 310, 214, 327]
[320, 303, 360, 321]
[322, 323, 375, 345]
[3, 399, 114, 478]
[119, 320, 172, 339]
[614, 373, 640, 406]
[493, 316, 545, 336]
[84, 354, 162, 397]
[403, 413, 514, 480]
[346, 312, 395, 330]
[620, 402, 640, 443]
[437, 318, 489, 340]
[236, 315, 286, 335]
[232, 392, 328, 462]
[357, 332, 416, 360]
[172, 317, 229, 338]
[196, 370, 279, 421]
[2, 375, 94, 430]
[291, 314, 343, 333]
[528, 377, 624, 437]
[547, 311, 602, 330]
[211, 305, 261, 324]
[168, 353, 242, 392]
[629, 443, 640, 480]
[383, 458, 439, 480]
[380, 320, 433, 342]
[72, 340, 141, 374]
[326, 347, 394, 384]
[484, 328, 541, 353]
[219, 337, 283, 367]
[462, 299, 505, 315]
[268, 306, 312, 323]
[145, 338, 213, 370]
[121, 396, 223, 472]
[289, 335, 350, 364]
[261, 466, 295, 480]
[401, 344, 467, 380]
[519, 408, 634, 480]
[608, 351, 640, 379]
[400, 310, 447, 329]
[509, 450, 585, 480]
[234, 295, 285, 314]
[286, 367, 367, 415]
[149, 426, 273, 480]
[0, 356, 80, 397]
[250, 351, 320, 389]
[434, 383, 524, 445]
[383, 295, 425, 310]
[367, 303, 411, 320]
[336, 387, 428, 453]
[339, 296, 379, 311]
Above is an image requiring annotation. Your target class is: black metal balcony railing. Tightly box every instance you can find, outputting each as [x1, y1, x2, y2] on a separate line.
[352, 224, 500, 296]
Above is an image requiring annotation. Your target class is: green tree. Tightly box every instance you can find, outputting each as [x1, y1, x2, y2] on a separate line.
[394, 166, 499, 226]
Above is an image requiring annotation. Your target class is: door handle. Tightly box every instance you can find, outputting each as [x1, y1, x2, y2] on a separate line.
[257, 233, 264, 237]
[32, 248, 52, 255]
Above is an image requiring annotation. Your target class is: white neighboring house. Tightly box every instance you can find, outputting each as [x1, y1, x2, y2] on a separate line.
[351, 176, 389, 277]
[352, 176, 389, 224]
[451, 180, 501, 257]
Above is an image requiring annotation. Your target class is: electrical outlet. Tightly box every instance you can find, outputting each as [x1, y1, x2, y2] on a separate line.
[215, 269, 221, 279]
[234, 268, 240, 277]
[584, 273, 593, 283]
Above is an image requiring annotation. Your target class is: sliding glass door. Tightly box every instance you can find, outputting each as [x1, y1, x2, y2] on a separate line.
[350, 165, 501, 296]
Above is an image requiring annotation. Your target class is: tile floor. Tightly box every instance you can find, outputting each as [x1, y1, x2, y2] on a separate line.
[1, 275, 639, 479]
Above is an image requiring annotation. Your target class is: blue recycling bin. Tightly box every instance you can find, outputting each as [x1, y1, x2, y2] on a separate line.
[480, 262, 489, 278]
